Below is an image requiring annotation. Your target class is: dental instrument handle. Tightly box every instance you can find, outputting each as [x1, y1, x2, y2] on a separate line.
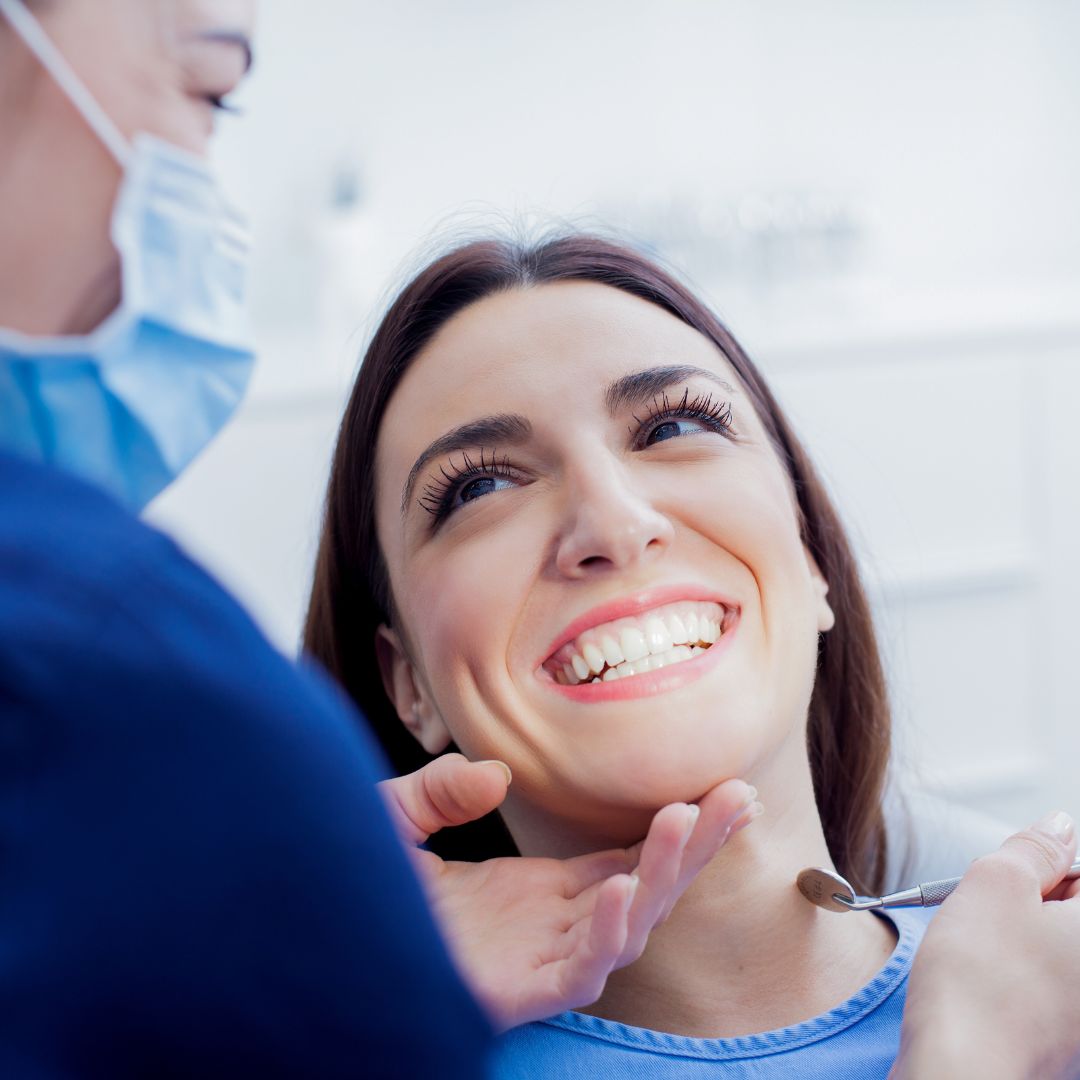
[878, 857, 1080, 910]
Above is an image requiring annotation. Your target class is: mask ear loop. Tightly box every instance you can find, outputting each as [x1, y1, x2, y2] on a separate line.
[0, 0, 131, 168]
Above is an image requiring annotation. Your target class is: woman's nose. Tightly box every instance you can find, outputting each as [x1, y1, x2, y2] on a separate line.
[554, 459, 675, 579]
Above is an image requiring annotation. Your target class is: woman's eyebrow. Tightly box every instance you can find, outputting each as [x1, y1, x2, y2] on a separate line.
[605, 365, 736, 414]
[402, 413, 531, 515]
[193, 29, 254, 74]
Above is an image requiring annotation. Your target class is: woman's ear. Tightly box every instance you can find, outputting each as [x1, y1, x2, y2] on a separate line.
[374, 625, 453, 754]
[804, 549, 836, 633]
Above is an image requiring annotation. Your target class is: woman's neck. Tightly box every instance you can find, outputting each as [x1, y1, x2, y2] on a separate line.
[522, 751, 896, 1038]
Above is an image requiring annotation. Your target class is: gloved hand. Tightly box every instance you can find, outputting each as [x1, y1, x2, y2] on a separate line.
[892, 810, 1080, 1080]
[378, 754, 759, 1032]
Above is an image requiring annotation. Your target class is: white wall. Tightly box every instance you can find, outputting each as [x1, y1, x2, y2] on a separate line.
[147, 0, 1080, 837]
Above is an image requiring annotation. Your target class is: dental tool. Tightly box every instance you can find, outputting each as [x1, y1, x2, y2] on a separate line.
[796, 859, 1080, 913]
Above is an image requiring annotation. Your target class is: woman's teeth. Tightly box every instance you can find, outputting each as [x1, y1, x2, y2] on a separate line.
[549, 602, 728, 687]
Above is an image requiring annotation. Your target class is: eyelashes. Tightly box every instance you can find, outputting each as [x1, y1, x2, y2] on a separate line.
[418, 449, 520, 521]
[206, 93, 242, 114]
[630, 388, 734, 448]
[418, 389, 736, 525]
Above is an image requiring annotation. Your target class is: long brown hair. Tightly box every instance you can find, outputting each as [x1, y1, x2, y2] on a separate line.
[304, 234, 891, 894]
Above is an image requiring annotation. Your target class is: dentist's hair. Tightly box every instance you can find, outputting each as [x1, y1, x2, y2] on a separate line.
[304, 233, 891, 894]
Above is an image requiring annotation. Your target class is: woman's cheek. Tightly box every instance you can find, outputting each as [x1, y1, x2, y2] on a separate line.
[410, 528, 528, 692]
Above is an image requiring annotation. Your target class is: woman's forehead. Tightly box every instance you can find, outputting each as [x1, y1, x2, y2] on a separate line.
[383, 281, 738, 429]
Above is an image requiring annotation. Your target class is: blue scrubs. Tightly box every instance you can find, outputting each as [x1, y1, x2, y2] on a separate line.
[0, 450, 492, 1077]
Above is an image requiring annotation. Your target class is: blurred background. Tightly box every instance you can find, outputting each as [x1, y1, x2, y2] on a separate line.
[147, 0, 1080, 832]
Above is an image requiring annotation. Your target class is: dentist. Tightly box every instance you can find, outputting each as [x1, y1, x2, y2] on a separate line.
[0, 1, 1077, 1078]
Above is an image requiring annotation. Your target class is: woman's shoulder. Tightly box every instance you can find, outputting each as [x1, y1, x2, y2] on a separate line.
[491, 908, 932, 1079]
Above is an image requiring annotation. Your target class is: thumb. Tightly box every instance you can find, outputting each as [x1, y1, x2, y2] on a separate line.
[976, 810, 1077, 901]
[378, 753, 512, 847]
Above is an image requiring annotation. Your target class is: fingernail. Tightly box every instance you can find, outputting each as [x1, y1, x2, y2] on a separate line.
[745, 784, 758, 802]
[476, 760, 513, 786]
[734, 801, 765, 828]
[683, 804, 700, 843]
[1034, 810, 1074, 842]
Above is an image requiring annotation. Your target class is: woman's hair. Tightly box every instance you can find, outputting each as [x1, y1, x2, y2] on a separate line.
[304, 233, 892, 895]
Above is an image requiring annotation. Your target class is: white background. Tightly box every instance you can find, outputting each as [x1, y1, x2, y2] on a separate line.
[148, 0, 1080, 833]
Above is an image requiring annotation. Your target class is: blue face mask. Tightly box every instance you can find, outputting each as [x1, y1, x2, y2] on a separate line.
[0, 0, 256, 512]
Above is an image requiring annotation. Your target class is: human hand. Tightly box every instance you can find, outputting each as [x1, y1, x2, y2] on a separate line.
[891, 811, 1080, 1080]
[379, 754, 760, 1032]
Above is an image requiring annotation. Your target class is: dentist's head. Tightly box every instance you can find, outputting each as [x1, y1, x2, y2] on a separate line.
[0, 0, 258, 510]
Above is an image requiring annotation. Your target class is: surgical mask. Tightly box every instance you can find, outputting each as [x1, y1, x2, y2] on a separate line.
[0, 0, 255, 512]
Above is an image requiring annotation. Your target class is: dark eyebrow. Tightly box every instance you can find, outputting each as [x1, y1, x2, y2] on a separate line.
[402, 365, 737, 518]
[196, 30, 254, 74]
[604, 365, 737, 415]
[402, 413, 531, 515]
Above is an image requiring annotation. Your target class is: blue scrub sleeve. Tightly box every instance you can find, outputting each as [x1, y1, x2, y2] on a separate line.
[0, 455, 493, 1078]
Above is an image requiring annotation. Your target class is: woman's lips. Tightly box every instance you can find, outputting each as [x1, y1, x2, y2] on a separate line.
[543, 613, 739, 703]
[536, 585, 741, 701]
[542, 599, 730, 685]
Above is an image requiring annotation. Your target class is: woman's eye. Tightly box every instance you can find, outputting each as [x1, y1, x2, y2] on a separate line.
[204, 92, 240, 113]
[457, 474, 514, 506]
[645, 418, 708, 446]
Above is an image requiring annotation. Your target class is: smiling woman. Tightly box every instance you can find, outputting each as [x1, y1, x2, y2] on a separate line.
[303, 234, 911, 1073]
[305, 235, 888, 882]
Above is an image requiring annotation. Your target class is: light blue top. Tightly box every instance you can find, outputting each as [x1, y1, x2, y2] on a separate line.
[492, 908, 931, 1078]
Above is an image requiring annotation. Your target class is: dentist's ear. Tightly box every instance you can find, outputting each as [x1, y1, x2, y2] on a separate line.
[804, 549, 836, 633]
[375, 625, 453, 754]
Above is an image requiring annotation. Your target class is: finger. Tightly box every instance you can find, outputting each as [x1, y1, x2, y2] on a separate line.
[558, 779, 758, 900]
[378, 753, 511, 847]
[1045, 866, 1080, 903]
[516, 874, 637, 1024]
[559, 849, 642, 896]
[655, 779, 761, 922]
[961, 810, 1077, 905]
[619, 803, 696, 962]
[680, 778, 759, 882]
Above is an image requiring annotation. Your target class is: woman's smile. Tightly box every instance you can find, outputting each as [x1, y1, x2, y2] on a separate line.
[538, 586, 742, 701]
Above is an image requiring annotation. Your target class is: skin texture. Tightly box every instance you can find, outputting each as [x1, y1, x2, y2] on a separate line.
[0, 0, 255, 335]
[373, 280, 898, 1036]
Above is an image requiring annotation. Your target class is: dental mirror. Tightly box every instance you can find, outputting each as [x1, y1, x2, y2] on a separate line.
[798, 859, 1080, 914]
[796, 867, 860, 912]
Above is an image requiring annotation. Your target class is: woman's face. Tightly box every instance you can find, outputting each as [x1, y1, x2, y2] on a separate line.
[1, 0, 255, 336]
[374, 282, 833, 848]
[25, 0, 256, 152]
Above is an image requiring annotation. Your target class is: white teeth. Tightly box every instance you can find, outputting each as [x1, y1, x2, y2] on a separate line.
[550, 602, 735, 686]
[583, 642, 606, 675]
[644, 617, 673, 655]
[619, 626, 648, 663]
[600, 635, 624, 667]
[667, 613, 689, 646]
[607, 644, 696, 681]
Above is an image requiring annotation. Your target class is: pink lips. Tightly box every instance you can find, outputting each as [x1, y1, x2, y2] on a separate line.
[537, 583, 741, 703]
